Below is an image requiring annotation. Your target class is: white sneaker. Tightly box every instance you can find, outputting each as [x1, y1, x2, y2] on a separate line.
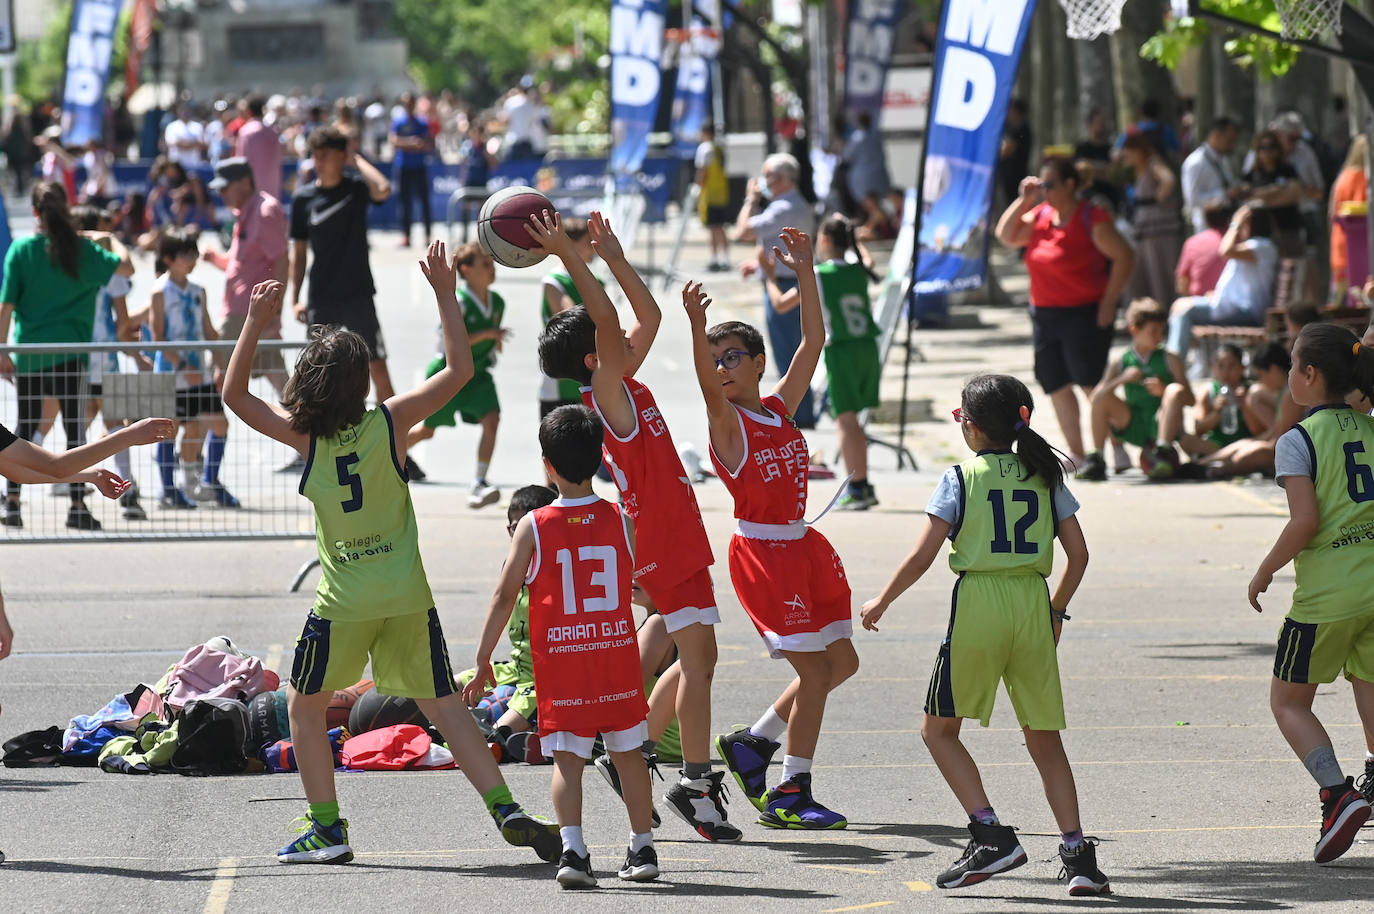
[467, 482, 500, 509]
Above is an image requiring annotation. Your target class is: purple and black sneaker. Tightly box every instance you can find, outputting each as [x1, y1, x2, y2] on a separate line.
[714, 727, 780, 811]
[757, 773, 847, 830]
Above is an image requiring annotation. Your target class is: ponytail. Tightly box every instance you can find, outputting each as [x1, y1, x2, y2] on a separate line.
[960, 374, 1066, 492]
[31, 181, 79, 279]
[1294, 323, 1374, 404]
[819, 213, 879, 283]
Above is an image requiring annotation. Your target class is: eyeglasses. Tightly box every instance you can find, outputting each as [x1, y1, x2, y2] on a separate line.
[714, 349, 752, 370]
[1041, 180, 1057, 190]
[951, 407, 969, 423]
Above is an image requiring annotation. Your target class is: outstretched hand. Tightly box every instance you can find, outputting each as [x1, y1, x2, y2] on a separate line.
[419, 240, 458, 299]
[126, 417, 177, 445]
[248, 280, 285, 325]
[859, 597, 887, 631]
[771, 227, 814, 271]
[524, 209, 571, 256]
[587, 211, 624, 261]
[682, 281, 712, 328]
[91, 469, 133, 500]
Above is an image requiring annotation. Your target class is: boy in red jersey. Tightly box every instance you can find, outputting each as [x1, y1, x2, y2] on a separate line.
[465, 405, 658, 889]
[528, 211, 741, 842]
[684, 227, 859, 829]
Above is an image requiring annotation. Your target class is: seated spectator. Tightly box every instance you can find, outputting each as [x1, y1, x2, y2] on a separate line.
[1194, 341, 1295, 478]
[1176, 201, 1232, 297]
[1180, 343, 1249, 459]
[1166, 203, 1279, 360]
[144, 159, 210, 244]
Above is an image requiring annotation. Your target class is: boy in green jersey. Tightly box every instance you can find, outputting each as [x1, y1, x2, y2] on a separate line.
[223, 244, 558, 866]
[406, 242, 510, 508]
[1080, 298, 1193, 481]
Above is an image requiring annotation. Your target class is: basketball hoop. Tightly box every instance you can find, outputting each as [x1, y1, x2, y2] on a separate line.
[1273, 0, 1344, 40]
[1057, 0, 1127, 40]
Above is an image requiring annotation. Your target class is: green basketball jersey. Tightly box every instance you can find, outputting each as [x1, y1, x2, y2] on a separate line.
[507, 587, 533, 682]
[815, 260, 878, 344]
[541, 270, 602, 400]
[1121, 346, 1171, 418]
[301, 407, 435, 622]
[458, 285, 505, 371]
[1206, 380, 1251, 448]
[949, 451, 1056, 577]
[1290, 406, 1374, 623]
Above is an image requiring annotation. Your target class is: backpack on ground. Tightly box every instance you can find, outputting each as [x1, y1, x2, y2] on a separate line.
[171, 697, 252, 776]
[2, 726, 63, 768]
[164, 644, 274, 713]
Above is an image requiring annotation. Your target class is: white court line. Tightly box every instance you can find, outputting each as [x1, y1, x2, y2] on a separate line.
[202, 856, 238, 914]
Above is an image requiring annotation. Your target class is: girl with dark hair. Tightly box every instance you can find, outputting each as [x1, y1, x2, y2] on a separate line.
[861, 374, 1108, 897]
[0, 181, 135, 530]
[1248, 322, 1374, 864]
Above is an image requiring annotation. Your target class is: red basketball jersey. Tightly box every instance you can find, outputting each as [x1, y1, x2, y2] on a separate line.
[525, 495, 648, 735]
[583, 377, 713, 589]
[710, 394, 809, 524]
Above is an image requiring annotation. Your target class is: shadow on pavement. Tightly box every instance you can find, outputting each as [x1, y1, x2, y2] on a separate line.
[0, 778, 89, 792]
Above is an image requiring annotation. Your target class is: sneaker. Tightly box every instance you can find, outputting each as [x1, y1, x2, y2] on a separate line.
[405, 457, 426, 483]
[836, 487, 871, 511]
[1057, 838, 1111, 896]
[664, 771, 743, 841]
[159, 489, 197, 510]
[618, 844, 660, 881]
[65, 505, 102, 531]
[715, 727, 780, 811]
[1075, 452, 1107, 482]
[1145, 444, 1177, 481]
[120, 487, 147, 520]
[203, 484, 241, 508]
[1, 500, 22, 528]
[594, 751, 662, 828]
[1315, 777, 1371, 863]
[935, 819, 1027, 889]
[862, 484, 879, 508]
[1356, 758, 1374, 804]
[556, 849, 597, 888]
[497, 809, 561, 863]
[505, 730, 548, 764]
[757, 773, 847, 830]
[1110, 440, 1131, 474]
[467, 482, 500, 509]
[276, 815, 353, 864]
[276, 454, 306, 473]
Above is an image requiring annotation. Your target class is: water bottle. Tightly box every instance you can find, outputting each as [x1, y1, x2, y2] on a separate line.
[1219, 386, 1239, 436]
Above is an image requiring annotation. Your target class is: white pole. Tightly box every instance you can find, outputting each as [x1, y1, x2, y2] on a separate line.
[1, 54, 14, 127]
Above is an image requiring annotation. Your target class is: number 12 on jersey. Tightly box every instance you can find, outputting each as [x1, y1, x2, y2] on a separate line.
[555, 546, 620, 614]
[987, 489, 1040, 554]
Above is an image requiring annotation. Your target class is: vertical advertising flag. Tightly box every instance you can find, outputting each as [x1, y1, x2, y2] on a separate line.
[125, 0, 157, 96]
[669, 19, 716, 159]
[843, 0, 906, 122]
[610, 0, 669, 182]
[62, 0, 124, 147]
[913, 0, 1037, 294]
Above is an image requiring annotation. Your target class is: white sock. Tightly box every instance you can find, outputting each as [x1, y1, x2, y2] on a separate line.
[559, 825, 587, 857]
[475, 461, 490, 485]
[181, 460, 201, 495]
[782, 755, 812, 781]
[749, 707, 786, 742]
[1366, 751, 1374, 762]
[630, 831, 653, 853]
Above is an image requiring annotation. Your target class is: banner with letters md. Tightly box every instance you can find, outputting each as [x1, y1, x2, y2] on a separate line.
[844, 0, 906, 121]
[912, 0, 1037, 295]
[62, 0, 123, 147]
[610, 0, 669, 185]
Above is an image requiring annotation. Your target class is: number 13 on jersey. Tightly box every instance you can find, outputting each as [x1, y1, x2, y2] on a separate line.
[554, 546, 620, 614]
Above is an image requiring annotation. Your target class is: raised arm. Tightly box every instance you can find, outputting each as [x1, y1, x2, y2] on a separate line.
[995, 176, 1042, 249]
[462, 517, 537, 705]
[758, 248, 801, 314]
[771, 228, 823, 415]
[683, 280, 742, 460]
[587, 211, 661, 373]
[223, 281, 309, 453]
[351, 151, 392, 202]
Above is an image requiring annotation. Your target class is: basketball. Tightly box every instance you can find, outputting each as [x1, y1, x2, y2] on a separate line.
[248, 689, 286, 753]
[477, 186, 555, 268]
[348, 688, 430, 735]
[327, 679, 375, 729]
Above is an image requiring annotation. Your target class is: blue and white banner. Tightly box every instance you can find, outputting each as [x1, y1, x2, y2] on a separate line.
[913, 0, 1037, 294]
[843, 0, 905, 121]
[62, 0, 123, 147]
[668, 20, 714, 159]
[610, 0, 669, 181]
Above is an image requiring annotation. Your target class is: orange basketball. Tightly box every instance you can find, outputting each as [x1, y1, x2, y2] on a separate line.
[327, 679, 375, 729]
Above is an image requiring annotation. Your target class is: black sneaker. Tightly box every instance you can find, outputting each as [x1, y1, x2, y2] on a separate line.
[556, 849, 597, 889]
[405, 457, 426, 483]
[664, 771, 743, 842]
[935, 820, 1027, 889]
[1, 500, 21, 528]
[1316, 776, 1371, 863]
[65, 505, 102, 531]
[120, 487, 147, 520]
[594, 751, 663, 828]
[1357, 758, 1374, 805]
[496, 809, 561, 863]
[1075, 452, 1107, 482]
[1058, 838, 1111, 896]
[1146, 444, 1177, 480]
[715, 727, 780, 811]
[617, 844, 660, 881]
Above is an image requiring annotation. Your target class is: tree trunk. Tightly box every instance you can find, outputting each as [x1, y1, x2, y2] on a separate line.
[1110, 0, 1178, 129]
[1028, 0, 1057, 147]
[1050, 2, 1079, 145]
[1211, 34, 1255, 145]
[1075, 36, 1117, 131]
[1258, 52, 1332, 137]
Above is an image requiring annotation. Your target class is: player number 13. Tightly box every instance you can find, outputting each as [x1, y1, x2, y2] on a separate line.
[555, 546, 619, 615]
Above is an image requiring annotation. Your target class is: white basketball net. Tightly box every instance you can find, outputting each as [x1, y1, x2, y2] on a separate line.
[1273, 0, 1344, 40]
[1057, 0, 1127, 40]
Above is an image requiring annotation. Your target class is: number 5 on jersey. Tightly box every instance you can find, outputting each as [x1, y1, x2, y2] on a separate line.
[336, 453, 363, 512]
[555, 546, 619, 614]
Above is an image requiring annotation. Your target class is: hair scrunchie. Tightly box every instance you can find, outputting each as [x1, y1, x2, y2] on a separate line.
[1355, 342, 1363, 356]
[1014, 404, 1031, 431]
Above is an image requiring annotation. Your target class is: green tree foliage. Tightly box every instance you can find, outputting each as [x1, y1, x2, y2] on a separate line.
[1142, 0, 1301, 76]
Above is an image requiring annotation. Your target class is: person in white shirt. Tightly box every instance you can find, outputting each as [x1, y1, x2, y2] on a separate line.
[502, 80, 539, 161]
[164, 104, 207, 167]
[1181, 116, 1244, 234]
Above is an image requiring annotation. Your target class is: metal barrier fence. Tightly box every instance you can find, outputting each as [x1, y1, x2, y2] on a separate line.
[0, 341, 314, 543]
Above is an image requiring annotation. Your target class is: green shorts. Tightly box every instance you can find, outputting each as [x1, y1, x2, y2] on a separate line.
[825, 338, 881, 417]
[925, 572, 1065, 730]
[1112, 404, 1158, 448]
[1274, 613, 1374, 684]
[457, 660, 537, 721]
[290, 608, 456, 699]
[424, 357, 499, 428]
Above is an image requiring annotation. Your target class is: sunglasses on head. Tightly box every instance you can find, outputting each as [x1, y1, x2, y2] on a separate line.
[714, 349, 752, 370]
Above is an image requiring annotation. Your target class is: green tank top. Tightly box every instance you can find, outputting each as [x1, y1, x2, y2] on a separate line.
[816, 261, 878, 344]
[1290, 406, 1374, 622]
[949, 451, 1056, 578]
[542, 270, 602, 400]
[459, 285, 505, 371]
[1121, 346, 1172, 418]
[301, 406, 434, 621]
[507, 588, 533, 682]
[1206, 380, 1251, 448]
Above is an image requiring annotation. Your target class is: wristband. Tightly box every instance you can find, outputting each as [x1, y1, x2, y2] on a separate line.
[1051, 609, 1071, 623]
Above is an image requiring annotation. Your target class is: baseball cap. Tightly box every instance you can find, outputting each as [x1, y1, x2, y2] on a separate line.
[209, 157, 252, 190]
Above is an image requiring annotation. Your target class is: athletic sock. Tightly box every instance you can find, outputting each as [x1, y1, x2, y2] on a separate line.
[1367, 751, 1374, 762]
[560, 825, 588, 857]
[308, 800, 340, 827]
[203, 433, 225, 485]
[630, 831, 653, 853]
[181, 459, 201, 497]
[482, 784, 516, 820]
[113, 448, 132, 482]
[1304, 746, 1346, 789]
[682, 761, 712, 781]
[475, 460, 490, 485]
[749, 707, 786, 742]
[781, 755, 812, 782]
[155, 441, 175, 492]
[1061, 828, 1084, 849]
[972, 806, 999, 825]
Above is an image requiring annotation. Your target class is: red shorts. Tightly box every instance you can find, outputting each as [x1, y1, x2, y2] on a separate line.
[640, 566, 722, 634]
[728, 527, 852, 658]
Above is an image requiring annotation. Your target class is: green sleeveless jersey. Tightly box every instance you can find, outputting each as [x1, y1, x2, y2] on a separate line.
[542, 270, 603, 400]
[1290, 406, 1374, 622]
[1121, 346, 1171, 418]
[301, 406, 434, 621]
[815, 260, 878, 344]
[1206, 380, 1251, 448]
[458, 285, 505, 371]
[507, 588, 533, 682]
[949, 451, 1057, 577]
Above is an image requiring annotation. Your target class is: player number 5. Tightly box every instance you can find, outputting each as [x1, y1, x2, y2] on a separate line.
[555, 546, 619, 615]
[336, 453, 363, 513]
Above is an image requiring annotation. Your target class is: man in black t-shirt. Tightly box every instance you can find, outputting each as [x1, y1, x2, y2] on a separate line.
[289, 127, 396, 402]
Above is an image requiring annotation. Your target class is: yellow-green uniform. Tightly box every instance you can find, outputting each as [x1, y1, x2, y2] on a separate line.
[290, 406, 456, 699]
[1113, 346, 1172, 447]
[925, 450, 1072, 730]
[424, 285, 505, 428]
[816, 259, 881, 417]
[539, 270, 603, 405]
[1273, 406, 1374, 684]
[457, 589, 538, 723]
